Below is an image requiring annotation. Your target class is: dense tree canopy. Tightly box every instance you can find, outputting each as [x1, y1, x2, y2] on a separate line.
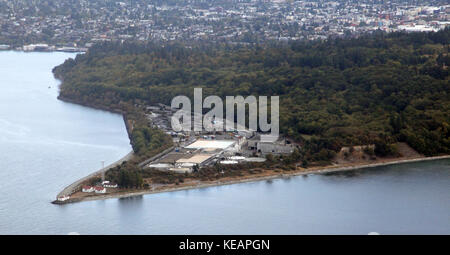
[54, 29, 450, 157]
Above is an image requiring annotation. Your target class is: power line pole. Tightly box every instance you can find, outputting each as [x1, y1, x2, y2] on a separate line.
[101, 160, 105, 181]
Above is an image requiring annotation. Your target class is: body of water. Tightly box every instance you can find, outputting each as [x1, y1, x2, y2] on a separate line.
[0, 51, 449, 234]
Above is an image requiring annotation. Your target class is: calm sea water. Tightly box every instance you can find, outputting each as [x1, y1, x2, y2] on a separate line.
[0, 51, 449, 235]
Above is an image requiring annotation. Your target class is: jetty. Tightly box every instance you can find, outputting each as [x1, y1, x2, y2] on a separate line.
[53, 151, 134, 203]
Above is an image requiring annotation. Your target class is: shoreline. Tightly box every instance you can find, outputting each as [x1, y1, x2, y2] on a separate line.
[52, 76, 450, 205]
[57, 95, 134, 139]
[0, 48, 86, 53]
[56, 151, 134, 199]
[53, 95, 138, 199]
[53, 154, 450, 204]
[53, 95, 135, 200]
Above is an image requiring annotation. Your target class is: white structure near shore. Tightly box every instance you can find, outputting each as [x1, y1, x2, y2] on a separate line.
[82, 186, 94, 193]
[186, 140, 236, 150]
[94, 186, 106, 194]
[57, 195, 70, 201]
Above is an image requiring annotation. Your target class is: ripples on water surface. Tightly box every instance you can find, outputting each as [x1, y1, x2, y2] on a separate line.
[0, 51, 449, 234]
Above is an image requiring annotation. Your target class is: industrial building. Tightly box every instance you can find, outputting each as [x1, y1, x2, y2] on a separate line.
[246, 135, 295, 155]
[147, 138, 247, 173]
[143, 103, 296, 173]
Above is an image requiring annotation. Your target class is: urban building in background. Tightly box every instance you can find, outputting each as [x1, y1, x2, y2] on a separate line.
[0, 0, 448, 52]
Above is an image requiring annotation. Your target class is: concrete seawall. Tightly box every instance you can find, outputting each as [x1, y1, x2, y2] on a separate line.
[54, 95, 136, 200]
[56, 151, 134, 199]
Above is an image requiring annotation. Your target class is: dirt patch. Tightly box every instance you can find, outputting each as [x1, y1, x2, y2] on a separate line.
[334, 142, 421, 165]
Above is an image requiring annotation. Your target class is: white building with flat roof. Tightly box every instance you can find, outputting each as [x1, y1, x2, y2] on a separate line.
[186, 139, 236, 150]
[176, 154, 213, 164]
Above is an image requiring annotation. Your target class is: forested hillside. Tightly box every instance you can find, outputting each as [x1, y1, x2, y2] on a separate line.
[54, 29, 450, 158]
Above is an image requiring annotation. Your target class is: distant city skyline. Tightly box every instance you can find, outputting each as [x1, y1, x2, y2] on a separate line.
[0, 0, 448, 51]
